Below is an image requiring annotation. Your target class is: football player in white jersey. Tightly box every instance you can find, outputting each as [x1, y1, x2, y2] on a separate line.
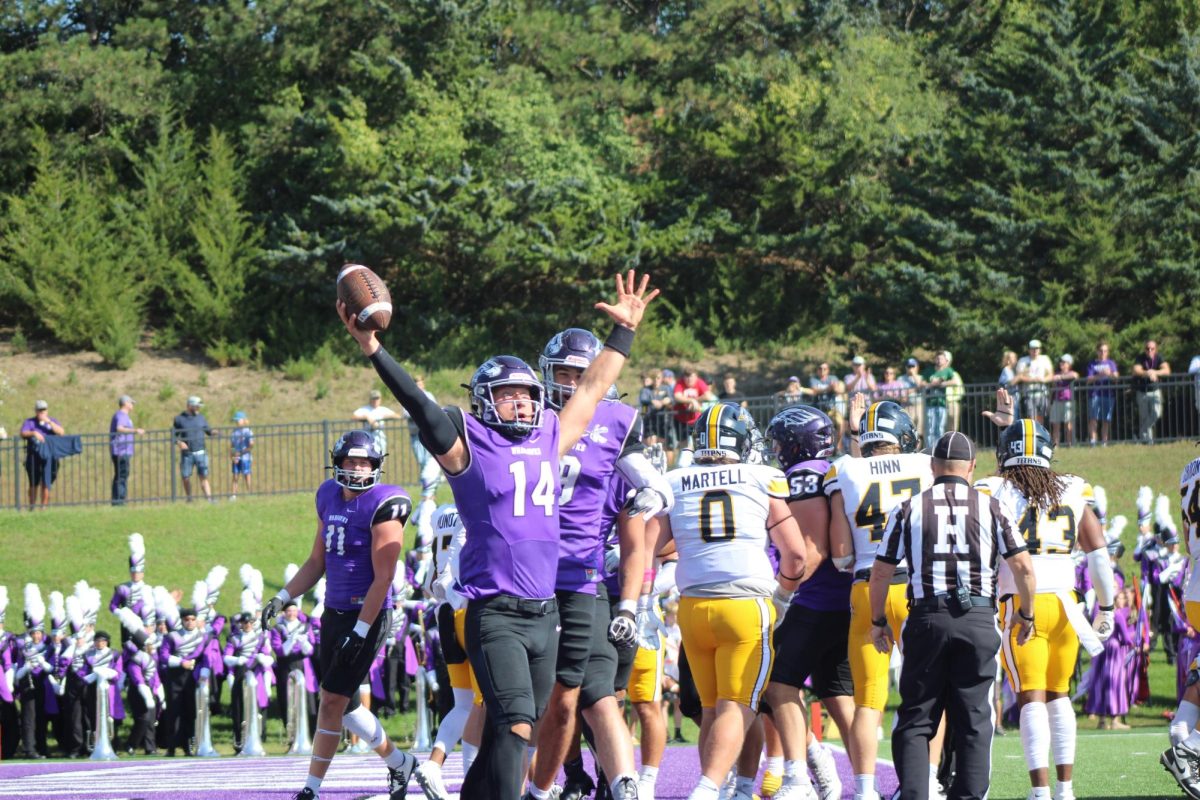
[1161, 453, 1200, 799]
[651, 401, 807, 800]
[977, 410, 1115, 800]
[413, 503, 484, 800]
[827, 401, 933, 800]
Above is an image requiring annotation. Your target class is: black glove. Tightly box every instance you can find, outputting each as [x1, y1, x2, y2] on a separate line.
[607, 610, 637, 650]
[261, 596, 284, 631]
[335, 630, 367, 668]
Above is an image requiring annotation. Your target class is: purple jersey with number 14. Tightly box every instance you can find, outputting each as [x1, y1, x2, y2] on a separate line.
[316, 479, 412, 612]
[785, 458, 851, 611]
[557, 400, 640, 594]
[450, 411, 563, 601]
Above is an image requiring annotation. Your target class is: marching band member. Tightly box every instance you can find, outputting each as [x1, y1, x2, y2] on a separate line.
[224, 590, 274, 754]
[15, 584, 51, 758]
[0, 587, 18, 759]
[117, 606, 163, 755]
[109, 534, 152, 646]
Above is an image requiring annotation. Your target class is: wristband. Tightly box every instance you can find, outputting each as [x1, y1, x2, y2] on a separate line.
[871, 616, 887, 628]
[616, 599, 637, 616]
[1098, 604, 1114, 612]
[604, 325, 635, 358]
[275, 589, 292, 604]
[353, 620, 370, 637]
[643, 569, 655, 585]
[1018, 610, 1034, 622]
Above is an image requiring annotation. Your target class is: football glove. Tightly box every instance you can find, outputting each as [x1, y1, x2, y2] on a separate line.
[627, 487, 668, 520]
[608, 609, 638, 650]
[335, 629, 367, 668]
[772, 586, 794, 630]
[1092, 608, 1115, 642]
[261, 596, 284, 631]
[636, 595, 664, 651]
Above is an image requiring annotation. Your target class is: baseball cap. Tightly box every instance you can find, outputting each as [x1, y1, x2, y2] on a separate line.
[1028, 339, 1042, 349]
[932, 431, 975, 462]
[905, 357, 919, 367]
[787, 375, 800, 383]
[661, 369, 675, 379]
[368, 389, 382, 400]
[852, 356, 865, 365]
[1059, 354, 1073, 365]
[34, 400, 48, 410]
[232, 411, 247, 422]
[186, 395, 203, 407]
[118, 394, 134, 406]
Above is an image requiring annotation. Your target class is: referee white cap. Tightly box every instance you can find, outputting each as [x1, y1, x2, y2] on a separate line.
[933, 431, 975, 462]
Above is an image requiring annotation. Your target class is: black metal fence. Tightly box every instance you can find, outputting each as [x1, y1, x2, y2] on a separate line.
[3, 374, 1198, 510]
[1, 421, 422, 511]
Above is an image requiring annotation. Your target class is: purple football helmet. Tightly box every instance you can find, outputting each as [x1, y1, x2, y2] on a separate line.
[539, 327, 603, 409]
[469, 355, 544, 437]
[330, 429, 384, 490]
[767, 404, 835, 469]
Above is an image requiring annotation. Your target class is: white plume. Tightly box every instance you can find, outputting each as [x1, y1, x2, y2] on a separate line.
[1107, 515, 1128, 543]
[73, 579, 91, 602]
[205, 565, 228, 593]
[192, 581, 208, 612]
[250, 569, 263, 603]
[23, 584, 45, 625]
[311, 578, 326, 618]
[240, 588, 259, 618]
[284, 563, 302, 608]
[154, 585, 178, 627]
[1092, 485, 1107, 521]
[48, 591, 65, 625]
[1157, 494, 1178, 534]
[128, 532, 145, 559]
[1137, 486, 1154, 520]
[116, 606, 143, 636]
[0, 586, 7, 616]
[239, 563, 255, 589]
[65, 595, 83, 633]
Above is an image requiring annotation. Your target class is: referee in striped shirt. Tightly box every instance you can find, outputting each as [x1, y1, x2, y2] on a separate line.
[867, 431, 1036, 800]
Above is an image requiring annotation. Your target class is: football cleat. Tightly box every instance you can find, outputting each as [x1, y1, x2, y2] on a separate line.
[773, 781, 818, 800]
[414, 759, 450, 800]
[613, 776, 639, 799]
[561, 766, 596, 800]
[761, 769, 783, 797]
[387, 751, 418, 800]
[1163, 743, 1200, 800]
[808, 743, 842, 800]
[291, 790, 317, 800]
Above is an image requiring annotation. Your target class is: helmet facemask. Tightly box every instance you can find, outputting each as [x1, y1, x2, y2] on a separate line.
[330, 430, 384, 491]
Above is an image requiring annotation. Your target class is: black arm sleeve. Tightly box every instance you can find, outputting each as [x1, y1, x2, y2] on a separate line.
[368, 346, 461, 456]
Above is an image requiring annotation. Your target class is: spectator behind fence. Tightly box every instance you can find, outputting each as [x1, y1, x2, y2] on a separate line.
[844, 355, 877, 402]
[173, 396, 215, 503]
[1087, 342, 1120, 447]
[353, 389, 401, 455]
[109, 394, 144, 507]
[1190, 353, 1200, 415]
[672, 368, 714, 449]
[998, 350, 1018, 405]
[230, 411, 254, 500]
[901, 357, 925, 437]
[1014, 339, 1053, 425]
[924, 351, 961, 441]
[809, 362, 846, 441]
[651, 369, 676, 447]
[776, 375, 806, 406]
[1050, 354, 1079, 447]
[876, 366, 906, 401]
[718, 373, 747, 408]
[1132, 340, 1171, 443]
[20, 400, 65, 509]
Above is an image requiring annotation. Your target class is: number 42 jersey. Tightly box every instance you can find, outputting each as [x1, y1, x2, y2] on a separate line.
[668, 462, 789, 596]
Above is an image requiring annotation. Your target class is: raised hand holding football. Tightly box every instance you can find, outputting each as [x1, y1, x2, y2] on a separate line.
[336, 264, 392, 331]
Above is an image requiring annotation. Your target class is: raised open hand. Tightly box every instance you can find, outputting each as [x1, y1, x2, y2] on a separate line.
[982, 387, 1015, 427]
[594, 271, 660, 331]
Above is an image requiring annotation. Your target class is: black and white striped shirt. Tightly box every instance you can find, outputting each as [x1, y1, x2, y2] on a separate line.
[876, 476, 1024, 601]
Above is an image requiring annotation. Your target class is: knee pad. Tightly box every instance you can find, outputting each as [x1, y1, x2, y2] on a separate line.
[343, 704, 386, 750]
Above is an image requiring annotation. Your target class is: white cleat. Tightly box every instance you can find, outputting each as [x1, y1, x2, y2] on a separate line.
[773, 780, 819, 800]
[808, 744, 842, 800]
[413, 760, 450, 800]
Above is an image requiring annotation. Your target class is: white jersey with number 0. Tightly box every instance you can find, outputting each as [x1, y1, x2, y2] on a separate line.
[825, 452, 933, 574]
[976, 474, 1093, 596]
[668, 462, 789, 594]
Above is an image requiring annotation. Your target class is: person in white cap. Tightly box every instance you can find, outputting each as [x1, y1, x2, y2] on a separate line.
[19, 400, 64, 510]
[110, 394, 145, 506]
[173, 396, 216, 502]
[1015, 340, 1054, 426]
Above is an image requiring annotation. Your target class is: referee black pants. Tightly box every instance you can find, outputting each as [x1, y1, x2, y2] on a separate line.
[894, 605, 1000, 800]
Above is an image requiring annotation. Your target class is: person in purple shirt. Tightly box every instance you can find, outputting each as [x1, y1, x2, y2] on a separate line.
[20, 400, 65, 509]
[262, 429, 414, 800]
[337, 271, 658, 800]
[0, 587, 17, 759]
[109, 394, 144, 506]
[528, 328, 673, 800]
[1085, 342, 1119, 446]
[762, 404, 850, 800]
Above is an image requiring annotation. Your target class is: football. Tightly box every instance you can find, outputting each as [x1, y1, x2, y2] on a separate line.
[337, 264, 392, 331]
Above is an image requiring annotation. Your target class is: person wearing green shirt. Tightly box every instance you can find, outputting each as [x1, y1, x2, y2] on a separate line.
[924, 351, 962, 441]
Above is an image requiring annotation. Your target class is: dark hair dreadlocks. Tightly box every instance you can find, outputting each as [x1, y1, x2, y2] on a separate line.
[999, 464, 1067, 512]
[862, 442, 901, 458]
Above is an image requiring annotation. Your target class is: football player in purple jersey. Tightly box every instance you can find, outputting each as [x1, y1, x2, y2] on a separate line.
[762, 405, 851, 800]
[338, 271, 658, 800]
[525, 328, 673, 800]
[263, 430, 416, 800]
